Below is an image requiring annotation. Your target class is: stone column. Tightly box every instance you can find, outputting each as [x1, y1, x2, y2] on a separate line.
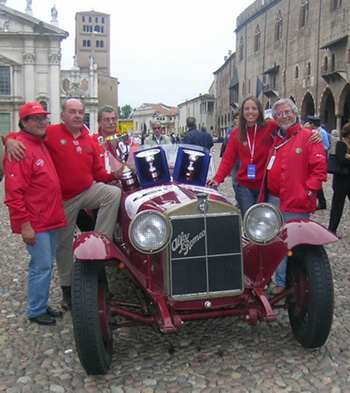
[22, 52, 36, 102]
[49, 52, 61, 124]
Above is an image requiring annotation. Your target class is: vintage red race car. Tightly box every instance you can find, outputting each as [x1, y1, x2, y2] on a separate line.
[71, 144, 338, 375]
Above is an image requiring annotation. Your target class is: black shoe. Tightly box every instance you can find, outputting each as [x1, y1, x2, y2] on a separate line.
[29, 312, 56, 325]
[316, 204, 326, 210]
[61, 286, 72, 311]
[46, 306, 63, 318]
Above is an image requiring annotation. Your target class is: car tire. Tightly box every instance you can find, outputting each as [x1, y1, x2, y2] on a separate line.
[287, 244, 334, 348]
[72, 260, 113, 375]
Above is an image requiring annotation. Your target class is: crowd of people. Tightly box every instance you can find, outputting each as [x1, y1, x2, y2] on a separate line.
[0, 95, 348, 324]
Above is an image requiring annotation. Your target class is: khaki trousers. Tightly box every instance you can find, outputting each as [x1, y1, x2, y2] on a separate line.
[56, 182, 121, 286]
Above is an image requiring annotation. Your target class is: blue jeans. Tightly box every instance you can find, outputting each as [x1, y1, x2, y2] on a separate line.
[26, 229, 58, 318]
[268, 195, 310, 287]
[235, 183, 261, 217]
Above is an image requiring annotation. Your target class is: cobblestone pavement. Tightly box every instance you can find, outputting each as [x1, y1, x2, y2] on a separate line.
[1, 144, 350, 393]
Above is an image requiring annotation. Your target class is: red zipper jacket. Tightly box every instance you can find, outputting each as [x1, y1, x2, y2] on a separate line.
[42, 124, 116, 200]
[4, 131, 67, 234]
[259, 122, 327, 213]
[215, 120, 277, 189]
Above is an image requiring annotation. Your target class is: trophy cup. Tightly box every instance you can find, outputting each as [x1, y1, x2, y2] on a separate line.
[104, 134, 140, 191]
[136, 149, 161, 182]
[182, 149, 205, 182]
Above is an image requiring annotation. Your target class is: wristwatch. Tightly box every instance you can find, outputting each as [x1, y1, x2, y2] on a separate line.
[308, 191, 314, 197]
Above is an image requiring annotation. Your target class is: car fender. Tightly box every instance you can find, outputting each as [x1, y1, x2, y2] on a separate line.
[281, 219, 338, 249]
[74, 232, 129, 264]
[243, 219, 337, 286]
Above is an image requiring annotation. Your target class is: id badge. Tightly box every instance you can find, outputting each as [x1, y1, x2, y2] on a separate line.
[267, 155, 276, 170]
[247, 164, 256, 179]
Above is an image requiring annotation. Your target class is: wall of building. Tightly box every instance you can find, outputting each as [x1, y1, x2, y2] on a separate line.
[233, 0, 350, 130]
[0, 4, 68, 134]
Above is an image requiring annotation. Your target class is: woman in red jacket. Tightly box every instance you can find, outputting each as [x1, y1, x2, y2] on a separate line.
[207, 96, 277, 216]
[4, 103, 67, 325]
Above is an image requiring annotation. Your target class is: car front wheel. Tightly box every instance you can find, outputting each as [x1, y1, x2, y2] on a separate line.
[287, 244, 334, 348]
[72, 260, 113, 375]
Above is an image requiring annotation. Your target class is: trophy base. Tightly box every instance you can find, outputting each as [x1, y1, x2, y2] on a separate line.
[121, 170, 139, 192]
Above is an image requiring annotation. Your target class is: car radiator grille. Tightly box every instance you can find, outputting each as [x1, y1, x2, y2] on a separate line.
[167, 212, 243, 300]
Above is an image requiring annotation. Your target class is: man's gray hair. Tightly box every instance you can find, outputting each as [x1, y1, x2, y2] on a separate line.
[98, 105, 116, 121]
[272, 98, 298, 119]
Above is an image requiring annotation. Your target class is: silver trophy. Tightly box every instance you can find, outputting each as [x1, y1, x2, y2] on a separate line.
[104, 133, 139, 191]
[182, 149, 205, 181]
[136, 149, 161, 182]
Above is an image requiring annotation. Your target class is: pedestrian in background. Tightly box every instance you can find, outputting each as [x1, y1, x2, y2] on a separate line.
[181, 117, 208, 150]
[4, 103, 67, 325]
[328, 122, 350, 237]
[201, 126, 214, 151]
[144, 122, 171, 146]
[220, 111, 239, 158]
[307, 115, 331, 210]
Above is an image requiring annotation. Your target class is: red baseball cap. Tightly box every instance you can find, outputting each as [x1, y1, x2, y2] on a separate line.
[19, 102, 51, 119]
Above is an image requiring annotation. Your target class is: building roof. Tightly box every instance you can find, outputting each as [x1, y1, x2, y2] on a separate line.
[136, 103, 179, 116]
[0, 3, 69, 37]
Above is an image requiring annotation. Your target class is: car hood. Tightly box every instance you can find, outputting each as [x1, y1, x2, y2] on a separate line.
[124, 183, 228, 219]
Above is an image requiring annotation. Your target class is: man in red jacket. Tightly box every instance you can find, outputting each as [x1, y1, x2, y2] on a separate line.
[6, 99, 123, 310]
[260, 98, 327, 295]
[4, 103, 67, 325]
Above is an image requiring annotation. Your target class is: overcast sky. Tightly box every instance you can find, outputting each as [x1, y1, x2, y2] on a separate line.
[8, 0, 253, 108]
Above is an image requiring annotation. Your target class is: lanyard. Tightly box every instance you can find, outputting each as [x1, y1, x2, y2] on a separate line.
[273, 127, 301, 153]
[246, 124, 257, 164]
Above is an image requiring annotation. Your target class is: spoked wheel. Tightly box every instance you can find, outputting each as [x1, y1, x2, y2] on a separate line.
[287, 245, 334, 348]
[72, 260, 113, 375]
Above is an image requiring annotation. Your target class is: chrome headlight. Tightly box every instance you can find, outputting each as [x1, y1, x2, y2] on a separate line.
[129, 211, 172, 254]
[243, 203, 283, 244]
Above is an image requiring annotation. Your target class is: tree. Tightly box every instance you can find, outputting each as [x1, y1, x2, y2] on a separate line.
[118, 105, 133, 119]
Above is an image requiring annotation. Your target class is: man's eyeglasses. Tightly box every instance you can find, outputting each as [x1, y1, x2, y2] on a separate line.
[275, 110, 293, 118]
[28, 115, 49, 122]
[153, 127, 161, 130]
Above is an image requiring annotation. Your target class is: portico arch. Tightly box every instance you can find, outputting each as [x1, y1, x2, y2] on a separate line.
[339, 83, 350, 129]
[319, 88, 335, 131]
[300, 92, 315, 124]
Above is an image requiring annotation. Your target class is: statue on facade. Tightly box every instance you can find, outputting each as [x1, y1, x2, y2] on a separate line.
[26, 0, 32, 11]
[51, 5, 58, 21]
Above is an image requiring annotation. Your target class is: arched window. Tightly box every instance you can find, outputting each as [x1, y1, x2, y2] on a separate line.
[254, 25, 261, 52]
[82, 79, 89, 91]
[323, 56, 328, 72]
[331, 53, 336, 71]
[62, 79, 70, 91]
[299, 1, 309, 28]
[275, 10, 283, 41]
[330, 0, 342, 11]
[295, 65, 299, 79]
[96, 41, 100, 48]
[100, 40, 104, 48]
[94, 25, 100, 33]
[39, 101, 48, 111]
[306, 60, 311, 76]
[87, 40, 91, 48]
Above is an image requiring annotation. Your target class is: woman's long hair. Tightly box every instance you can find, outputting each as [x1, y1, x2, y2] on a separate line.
[238, 96, 266, 142]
